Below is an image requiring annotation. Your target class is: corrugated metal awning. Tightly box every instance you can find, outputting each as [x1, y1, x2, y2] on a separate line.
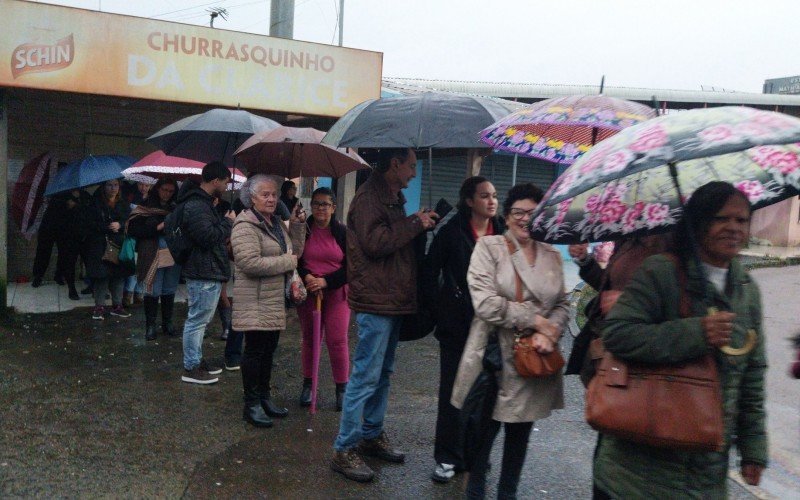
[383, 77, 800, 109]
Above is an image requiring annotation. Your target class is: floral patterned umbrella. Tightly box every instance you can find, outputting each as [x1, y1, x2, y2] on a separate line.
[530, 106, 800, 243]
[479, 95, 657, 164]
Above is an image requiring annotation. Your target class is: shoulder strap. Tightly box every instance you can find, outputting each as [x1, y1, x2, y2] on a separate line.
[662, 252, 691, 318]
[505, 237, 523, 303]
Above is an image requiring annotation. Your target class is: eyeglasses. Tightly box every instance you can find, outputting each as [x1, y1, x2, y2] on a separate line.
[509, 208, 536, 220]
[310, 201, 333, 209]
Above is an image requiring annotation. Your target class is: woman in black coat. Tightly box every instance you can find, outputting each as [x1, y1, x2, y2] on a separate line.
[422, 176, 505, 483]
[126, 177, 180, 341]
[81, 179, 133, 320]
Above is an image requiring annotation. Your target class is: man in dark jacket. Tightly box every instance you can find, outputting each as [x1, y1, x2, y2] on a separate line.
[331, 148, 438, 483]
[178, 162, 235, 385]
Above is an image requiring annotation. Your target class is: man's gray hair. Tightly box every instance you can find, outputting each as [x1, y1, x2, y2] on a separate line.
[239, 174, 279, 208]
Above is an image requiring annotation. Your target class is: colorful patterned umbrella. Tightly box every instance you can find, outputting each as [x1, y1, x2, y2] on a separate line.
[529, 106, 800, 243]
[480, 95, 657, 164]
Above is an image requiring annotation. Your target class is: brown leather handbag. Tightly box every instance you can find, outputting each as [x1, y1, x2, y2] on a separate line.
[585, 254, 724, 452]
[505, 238, 565, 378]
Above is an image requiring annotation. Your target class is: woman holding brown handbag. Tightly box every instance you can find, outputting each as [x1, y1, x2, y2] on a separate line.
[451, 183, 570, 499]
[594, 181, 767, 499]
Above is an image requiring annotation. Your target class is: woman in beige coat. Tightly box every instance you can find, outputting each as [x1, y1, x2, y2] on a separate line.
[232, 174, 306, 428]
[451, 183, 570, 499]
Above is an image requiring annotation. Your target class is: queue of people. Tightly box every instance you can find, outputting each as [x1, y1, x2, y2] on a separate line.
[30, 153, 769, 498]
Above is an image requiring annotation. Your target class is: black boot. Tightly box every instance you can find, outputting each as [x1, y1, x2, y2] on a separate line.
[299, 378, 312, 407]
[68, 283, 79, 300]
[160, 294, 177, 337]
[144, 296, 159, 341]
[261, 391, 288, 418]
[335, 383, 347, 412]
[243, 369, 272, 428]
[218, 307, 232, 340]
[31, 276, 42, 288]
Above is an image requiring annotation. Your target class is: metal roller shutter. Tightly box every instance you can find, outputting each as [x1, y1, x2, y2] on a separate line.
[419, 152, 558, 210]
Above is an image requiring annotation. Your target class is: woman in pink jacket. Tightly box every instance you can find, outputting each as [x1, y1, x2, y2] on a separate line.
[297, 187, 350, 411]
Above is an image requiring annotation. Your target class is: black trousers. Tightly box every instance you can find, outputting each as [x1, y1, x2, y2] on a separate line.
[434, 341, 465, 467]
[32, 228, 61, 279]
[241, 331, 280, 403]
[56, 239, 84, 286]
[466, 419, 534, 500]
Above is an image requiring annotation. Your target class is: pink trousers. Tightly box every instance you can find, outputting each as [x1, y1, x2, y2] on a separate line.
[296, 285, 350, 384]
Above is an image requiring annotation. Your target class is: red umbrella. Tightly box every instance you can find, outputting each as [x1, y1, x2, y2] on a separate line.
[234, 126, 369, 178]
[310, 293, 323, 416]
[122, 150, 246, 189]
[11, 152, 57, 239]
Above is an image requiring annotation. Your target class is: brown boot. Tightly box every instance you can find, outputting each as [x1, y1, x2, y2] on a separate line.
[358, 432, 405, 463]
[330, 449, 374, 483]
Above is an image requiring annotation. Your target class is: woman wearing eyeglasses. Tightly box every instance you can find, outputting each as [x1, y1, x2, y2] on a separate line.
[296, 187, 350, 411]
[452, 183, 570, 499]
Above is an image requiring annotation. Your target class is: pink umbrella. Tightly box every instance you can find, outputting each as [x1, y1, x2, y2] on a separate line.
[11, 152, 57, 240]
[122, 150, 246, 189]
[234, 126, 369, 178]
[310, 293, 323, 416]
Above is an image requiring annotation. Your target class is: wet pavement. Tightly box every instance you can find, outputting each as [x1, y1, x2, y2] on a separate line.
[0, 299, 765, 498]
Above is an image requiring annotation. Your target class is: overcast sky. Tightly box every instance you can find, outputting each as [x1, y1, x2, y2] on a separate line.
[31, 0, 800, 93]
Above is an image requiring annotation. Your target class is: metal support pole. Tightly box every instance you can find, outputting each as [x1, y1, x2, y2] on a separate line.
[270, 0, 295, 39]
[511, 154, 518, 185]
[338, 0, 345, 46]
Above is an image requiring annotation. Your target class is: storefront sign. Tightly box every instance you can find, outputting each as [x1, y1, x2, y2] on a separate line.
[2, 0, 382, 116]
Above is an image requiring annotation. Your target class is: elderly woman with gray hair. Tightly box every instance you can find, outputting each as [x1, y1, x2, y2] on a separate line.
[232, 174, 306, 428]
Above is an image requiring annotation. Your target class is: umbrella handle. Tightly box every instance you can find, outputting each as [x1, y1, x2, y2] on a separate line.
[316, 293, 322, 311]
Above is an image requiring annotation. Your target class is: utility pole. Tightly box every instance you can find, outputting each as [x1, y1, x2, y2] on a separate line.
[338, 0, 344, 46]
[270, 0, 295, 39]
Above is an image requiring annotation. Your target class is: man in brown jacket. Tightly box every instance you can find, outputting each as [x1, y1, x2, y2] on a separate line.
[331, 148, 438, 482]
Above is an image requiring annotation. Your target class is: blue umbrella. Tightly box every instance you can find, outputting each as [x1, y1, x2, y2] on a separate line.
[44, 155, 135, 196]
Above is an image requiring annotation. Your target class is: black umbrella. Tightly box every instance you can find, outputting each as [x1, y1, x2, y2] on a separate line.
[322, 92, 513, 206]
[322, 92, 512, 149]
[147, 108, 280, 166]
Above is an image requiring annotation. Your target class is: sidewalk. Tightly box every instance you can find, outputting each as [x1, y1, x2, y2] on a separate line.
[5, 281, 188, 314]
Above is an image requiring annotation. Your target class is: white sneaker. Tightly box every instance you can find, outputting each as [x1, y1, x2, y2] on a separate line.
[431, 463, 456, 483]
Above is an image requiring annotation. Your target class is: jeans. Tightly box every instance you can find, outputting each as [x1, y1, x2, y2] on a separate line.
[225, 329, 244, 365]
[147, 264, 182, 297]
[333, 313, 401, 451]
[182, 279, 222, 370]
[466, 420, 534, 500]
[93, 277, 124, 307]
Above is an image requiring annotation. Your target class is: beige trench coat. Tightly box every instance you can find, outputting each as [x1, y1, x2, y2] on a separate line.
[451, 232, 569, 423]
[231, 209, 305, 332]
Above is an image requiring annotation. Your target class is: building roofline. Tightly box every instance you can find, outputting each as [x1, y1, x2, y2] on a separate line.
[383, 77, 800, 108]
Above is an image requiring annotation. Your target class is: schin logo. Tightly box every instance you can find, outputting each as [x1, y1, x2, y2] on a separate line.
[11, 34, 74, 79]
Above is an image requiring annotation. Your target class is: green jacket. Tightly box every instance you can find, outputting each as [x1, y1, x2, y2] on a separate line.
[595, 254, 768, 499]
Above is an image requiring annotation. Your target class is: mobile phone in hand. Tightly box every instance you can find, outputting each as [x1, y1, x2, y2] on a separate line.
[434, 198, 453, 219]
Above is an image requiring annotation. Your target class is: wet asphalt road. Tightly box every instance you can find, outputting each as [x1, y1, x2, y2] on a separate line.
[0, 303, 758, 499]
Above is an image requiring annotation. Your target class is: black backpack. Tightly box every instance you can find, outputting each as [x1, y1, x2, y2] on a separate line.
[163, 202, 192, 265]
